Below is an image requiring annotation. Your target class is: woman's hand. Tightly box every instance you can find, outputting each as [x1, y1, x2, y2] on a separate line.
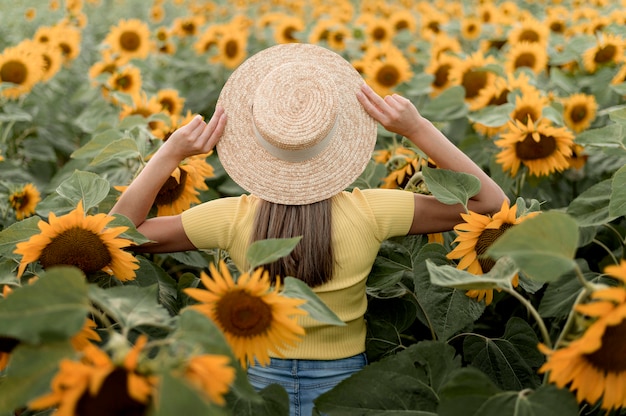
[163, 106, 227, 161]
[357, 84, 424, 140]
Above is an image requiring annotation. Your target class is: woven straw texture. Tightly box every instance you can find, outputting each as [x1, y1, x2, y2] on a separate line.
[216, 43, 377, 205]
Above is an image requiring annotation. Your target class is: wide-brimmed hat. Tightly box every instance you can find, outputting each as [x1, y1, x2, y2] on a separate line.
[216, 43, 377, 205]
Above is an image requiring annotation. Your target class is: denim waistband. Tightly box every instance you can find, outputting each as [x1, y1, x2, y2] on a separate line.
[260, 352, 367, 370]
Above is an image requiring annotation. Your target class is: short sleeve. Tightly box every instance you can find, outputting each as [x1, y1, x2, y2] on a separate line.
[358, 188, 415, 240]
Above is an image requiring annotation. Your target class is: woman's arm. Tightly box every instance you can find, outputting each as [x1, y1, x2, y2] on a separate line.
[356, 84, 508, 235]
[109, 107, 227, 252]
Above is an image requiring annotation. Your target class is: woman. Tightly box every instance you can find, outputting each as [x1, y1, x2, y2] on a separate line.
[109, 43, 507, 416]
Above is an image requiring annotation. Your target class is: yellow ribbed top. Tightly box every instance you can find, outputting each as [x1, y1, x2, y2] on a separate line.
[181, 188, 415, 359]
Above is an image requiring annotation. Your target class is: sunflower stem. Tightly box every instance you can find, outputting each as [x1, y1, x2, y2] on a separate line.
[591, 238, 619, 266]
[88, 304, 118, 339]
[502, 286, 552, 349]
[574, 262, 596, 293]
[553, 286, 591, 350]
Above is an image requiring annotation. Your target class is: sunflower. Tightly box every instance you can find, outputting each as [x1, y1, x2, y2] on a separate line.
[543, 13, 568, 36]
[562, 93, 598, 133]
[430, 33, 462, 60]
[446, 200, 540, 305]
[273, 15, 305, 44]
[327, 26, 351, 51]
[71, 318, 101, 351]
[119, 92, 169, 139]
[183, 354, 235, 405]
[566, 143, 588, 171]
[365, 17, 394, 43]
[171, 15, 205, 38]
[13, 200, 139, 281]
[9, 183, 41, 221]
[460, 15, 482, 41]
[88, 49, 122, 83]
[156, 88, 185, 117]
[495, 117, 574, 177]
[504, 41, 548, 75]
[0, 43, 44, 99]
[419, 10, 449, 40]
[611, 63, 626, 87]
[508, 88, 549, 126]
[425, 54, 460, 98]
[362, 43, 413, 97]
[538, 261, 626, 411]
[582, 33, 625, 74]
[194, 25, 224, 55]
[28, 336, 156, 415]
[107, 65, 143, 99]
[380, 147, 422, 189]
[184, 261, 307, 368]
[389, 9, 417, 33]
[104, 19, 152, 63]
[212, 31, 248, 69]
[448, 51, 498, 106]
[307, 19, 334, 44]
[149, 4, 165, 23]
[506, 18, 550, 46]
[53, 25, 82, 63]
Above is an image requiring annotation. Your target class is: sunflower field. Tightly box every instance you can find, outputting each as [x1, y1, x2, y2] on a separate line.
[1, 0, 626, 415]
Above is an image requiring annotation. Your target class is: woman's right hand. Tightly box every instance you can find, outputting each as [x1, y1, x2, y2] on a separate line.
[162, 106, 227, 161]
[356, 84, 424, 140]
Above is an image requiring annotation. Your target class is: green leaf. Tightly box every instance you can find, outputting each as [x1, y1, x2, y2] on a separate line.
[55, 170, 111, 210]
[468, 104, 514, 128]
[349, 160, 388, 190]
[566, 179, 617, 226]
[315, 341, 460, 415]
[420, 86, 468, 121]
[422, 166, 481, 207]
[88, 284, 175, 336]
[71, 129, 125, 159]
[609, 164, 626, 218]
[109, 214, 152, 245]
[366, 296, 418, 360]
[487, 211, 579, 283]
[0, 341, 75, 413]
[246, 237, 302, 270]
[575, 123, 625, 150]
[438, 368, 579, 416]
[118, 114, 149, 130]
[462, 317, 543, 391]
[427, 257, 518, 291]
[152, 373, 229, 416]
[133, 257, 179, 316]
[228, 384, 290, 416]
[0, 267, 89, 343]
[0, 216, 40, 259]
[282, 277, 345, 326]
[538, 264, 601, 319]
[90, 138, 141, 166]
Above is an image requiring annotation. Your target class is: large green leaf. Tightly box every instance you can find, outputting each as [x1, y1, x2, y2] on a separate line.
[152, 373, 229, 416]
[487, 212, 579, 283]
[567, 179, 618, 226]
[90, 138, 141, 166]
[438, 368, 579, 416]
[0, 341, 75, 413]
[609, 164, 626, 218]
[55, 170, 111, 210]
[88, 284, 175, 336]
[422, 166, 481, 207]
[246, 237, 302, 270]
[467, 104, 515, 128]
[366, 296, 419, 360]
[462, 317, 543, 391]
[427, 257, 518, 291]
[71, 129, 125, 159]
[0, 216, 40, 259]
[420, 85, 468, 121]
[282, 277, 345, 326]
[0, 267, 89, 343]
[315, 341, 460, 415]
[228, 384, 290, 416]
[133, 256, 179, 316]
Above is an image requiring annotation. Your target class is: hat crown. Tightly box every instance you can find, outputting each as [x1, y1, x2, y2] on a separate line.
[252, 62, 338, 161]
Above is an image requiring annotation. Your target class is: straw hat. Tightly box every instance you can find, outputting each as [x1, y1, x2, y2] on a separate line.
[216, 43, 377, 205]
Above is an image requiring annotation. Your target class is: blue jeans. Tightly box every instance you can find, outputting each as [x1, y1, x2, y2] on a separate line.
[247, 353, 367, 416]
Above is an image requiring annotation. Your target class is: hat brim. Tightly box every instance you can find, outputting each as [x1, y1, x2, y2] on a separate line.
[216, 43, 377, 205]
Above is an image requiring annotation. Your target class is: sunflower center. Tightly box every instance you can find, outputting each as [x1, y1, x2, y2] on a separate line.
[160, 98, 175, 112]
[427, 22, 440, 34]
[595, 44, 617, 64]
[569, 104, 588, 123]
[376, 64, 400, 88]
[155, 169, 188, 206]
[475, 223, 514, 272]
[433, 63, 452, 88]
[76, 367, 148, 416]
[512, 105, 539, 124]
[120, 31, 141, 52]
[215, 289, 272, 337]
[489, 89, 509, 106]
[372, 27, 387, 41]
[39, 227, 112, 274]
[583, 319, 626, 372]
[115, 74, 131, 89]
[283, 26, 298, 42]
[462, 69, 488, 99]
[9, 193, 28, 210]
[515, 133, 557, 161]
[550, 21, 565, 33]
[514, 53, 537, 70]
[519, 29, 540, 43]
[0, 336, 19, 353]
[1, 60, 28, 84]
[224, 39, 239, 58]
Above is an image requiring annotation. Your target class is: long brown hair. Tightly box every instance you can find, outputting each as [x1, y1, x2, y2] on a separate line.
[251, 199, 334, 287]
